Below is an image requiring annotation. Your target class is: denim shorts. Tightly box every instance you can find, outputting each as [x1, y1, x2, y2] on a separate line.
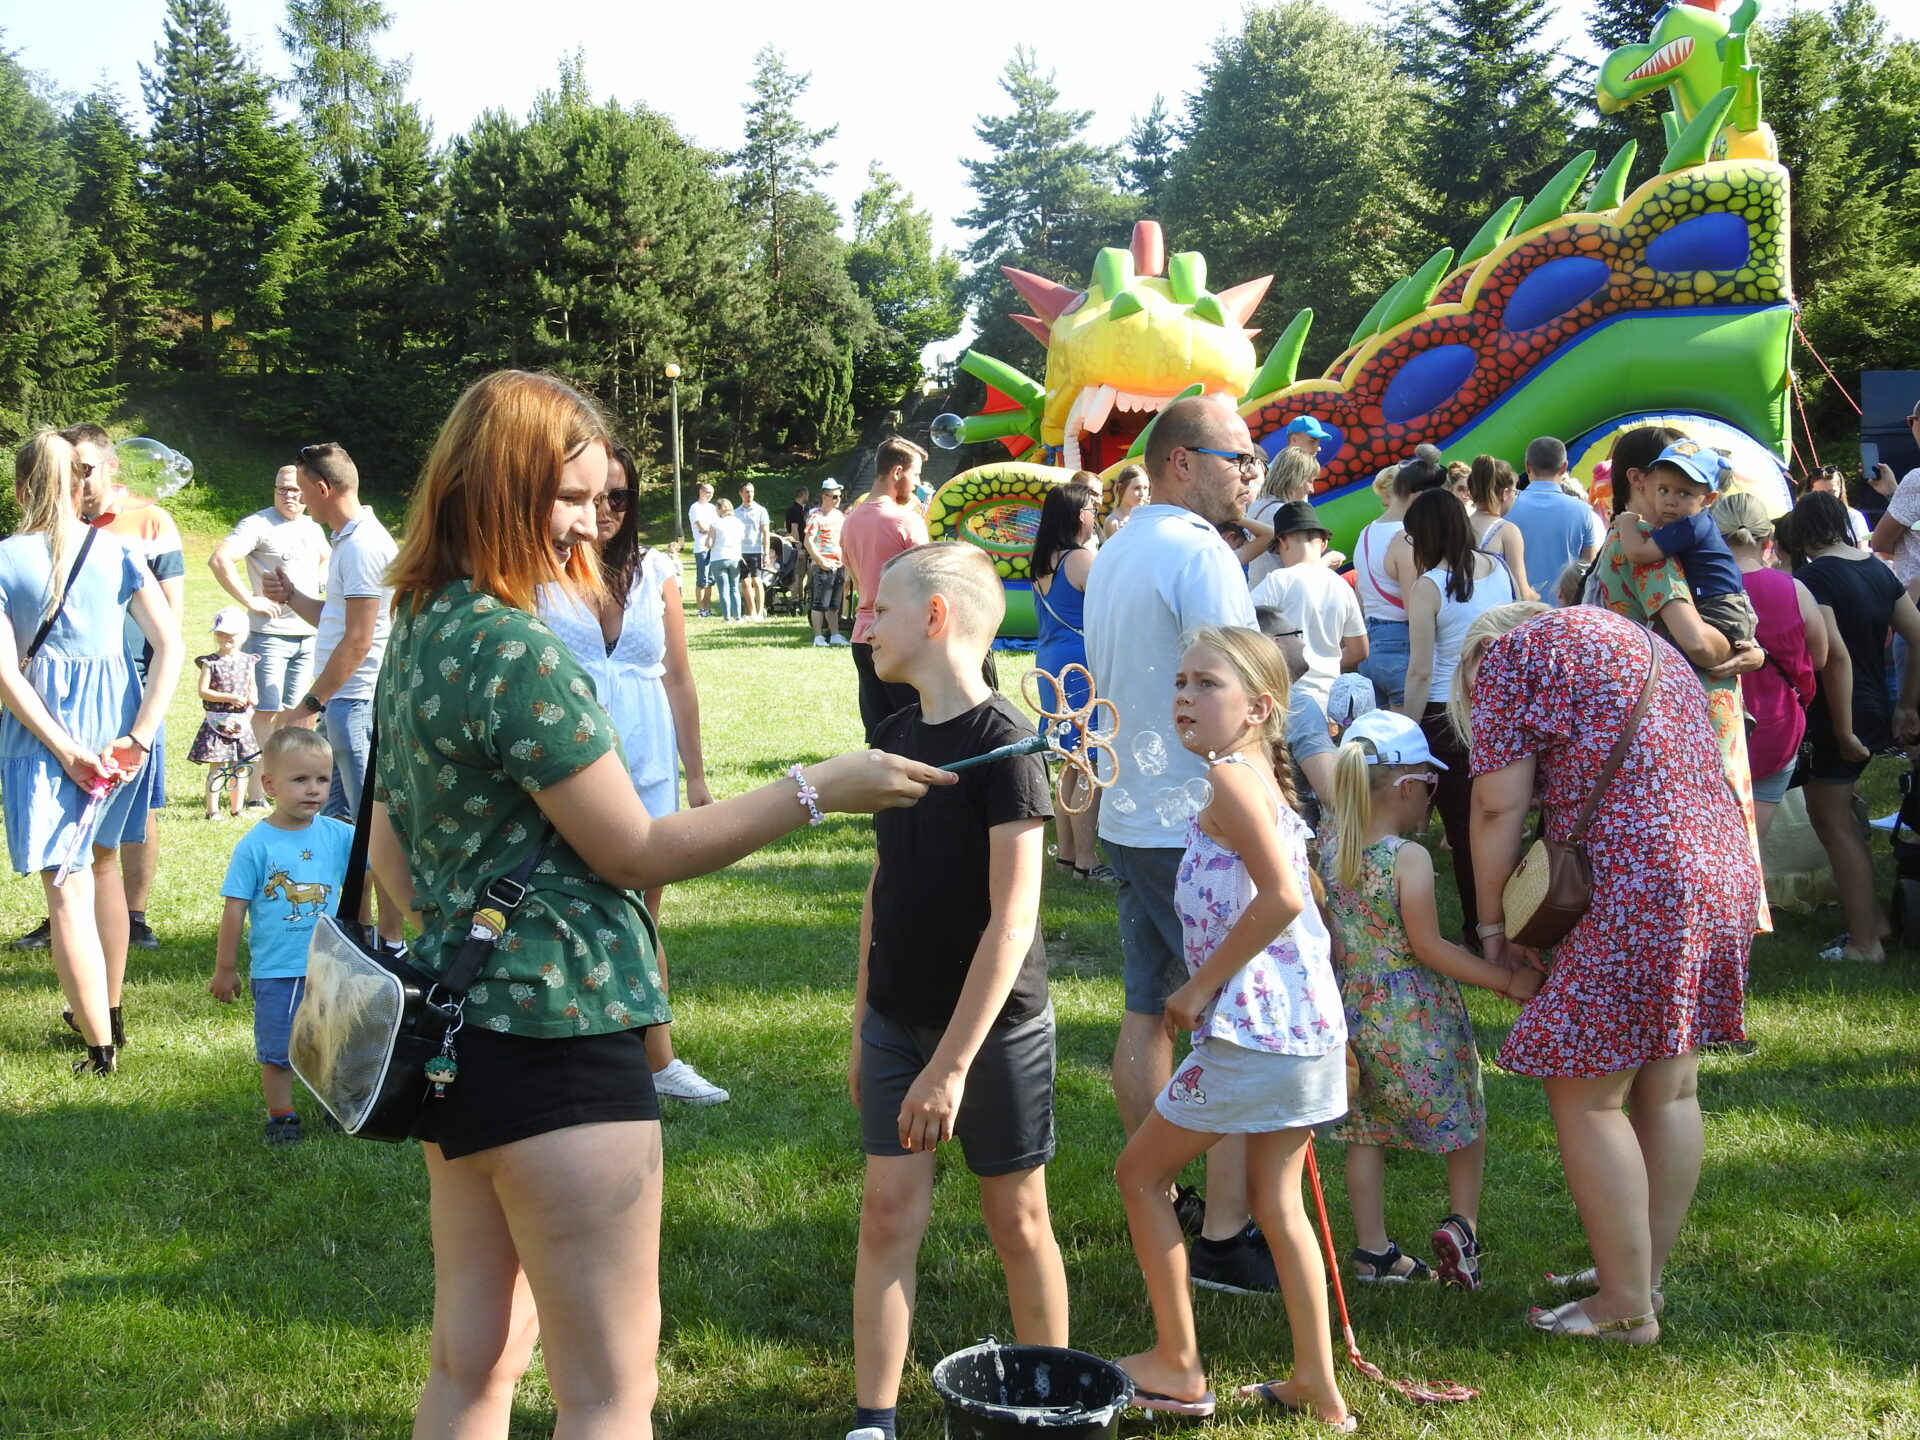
[252, 976, 306, 1068]
[694, 550, 713, 587]
[1751, 759, 1797, 805]
[1107, 842, 1186, 1016]
[1359, 618, 1410, 710]
[244, 631, 316, 712]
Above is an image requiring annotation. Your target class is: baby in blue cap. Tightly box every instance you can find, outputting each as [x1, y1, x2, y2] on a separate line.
[1611, 439, 1758, 651]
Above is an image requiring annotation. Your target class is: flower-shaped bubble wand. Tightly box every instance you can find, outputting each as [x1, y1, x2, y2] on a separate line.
[941, 664, 1119, 815]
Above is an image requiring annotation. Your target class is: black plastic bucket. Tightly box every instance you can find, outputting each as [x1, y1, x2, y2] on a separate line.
[931, 1339, 1132, 1440]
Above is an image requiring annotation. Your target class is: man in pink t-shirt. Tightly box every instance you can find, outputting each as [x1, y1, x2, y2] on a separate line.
[842, 435, 930, 739]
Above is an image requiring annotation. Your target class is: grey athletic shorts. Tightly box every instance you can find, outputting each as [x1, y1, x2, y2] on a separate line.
[859, 1004, 1056, 1176]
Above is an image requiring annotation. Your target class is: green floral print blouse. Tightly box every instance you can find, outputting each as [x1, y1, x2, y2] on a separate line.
[374, 580, 669, 1038]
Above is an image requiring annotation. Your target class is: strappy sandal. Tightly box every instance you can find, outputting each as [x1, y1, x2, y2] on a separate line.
[1237, 1382, 1358, 1431]
[1350, 1241, 1430, 1284]
[1546, 1266, 1664, 1313]
[1429, 1214, 1480, 1290]
[1527, 1298, 1659, 1345]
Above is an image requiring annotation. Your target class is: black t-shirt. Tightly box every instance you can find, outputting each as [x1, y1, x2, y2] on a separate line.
[868, 695, 1053, 1029]
[785, 501, 808, 536]
[1798, 552, 1904, 750]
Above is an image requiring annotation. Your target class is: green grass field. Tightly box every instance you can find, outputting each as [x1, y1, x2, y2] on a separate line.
[3, 530, 1918, 1439]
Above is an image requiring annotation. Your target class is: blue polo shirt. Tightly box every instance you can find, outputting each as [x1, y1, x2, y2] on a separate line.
[1507, 479, 1605, 598]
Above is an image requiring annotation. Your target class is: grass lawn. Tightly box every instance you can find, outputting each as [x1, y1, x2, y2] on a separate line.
[3, 536, 1918, 1438]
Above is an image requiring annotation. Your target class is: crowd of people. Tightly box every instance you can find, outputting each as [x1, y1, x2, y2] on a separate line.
[5, 380, 1917, 1438]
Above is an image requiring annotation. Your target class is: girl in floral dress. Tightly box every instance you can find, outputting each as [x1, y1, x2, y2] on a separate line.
[188, 607, 261, 818]
[1321, 710, 1539, 1291]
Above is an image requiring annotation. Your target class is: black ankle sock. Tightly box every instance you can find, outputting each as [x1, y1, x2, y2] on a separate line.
[854, 1405, 896, 1438]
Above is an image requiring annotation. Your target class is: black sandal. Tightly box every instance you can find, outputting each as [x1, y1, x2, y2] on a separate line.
[1350, 1241, 1430, 1284]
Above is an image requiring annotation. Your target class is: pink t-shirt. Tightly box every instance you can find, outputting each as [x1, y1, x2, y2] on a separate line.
[1741, 564, 1815, 780]
[842, 496, 929, 643]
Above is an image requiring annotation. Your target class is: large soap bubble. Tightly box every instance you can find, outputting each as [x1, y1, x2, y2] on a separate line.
[929, 413, 966, 451]
[1182, 777, 1214, 815]
[1107, 787, 1137, 815]
[1132, 730, 1169, 777]
[114, 437, 196, 501]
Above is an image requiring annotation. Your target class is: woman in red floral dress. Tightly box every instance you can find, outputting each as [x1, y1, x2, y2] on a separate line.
[1459, 604, 1758, 1347]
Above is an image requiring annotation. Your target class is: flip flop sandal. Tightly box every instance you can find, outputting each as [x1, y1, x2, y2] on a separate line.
[1545, 1267, 1665, 1312]
[1350, 1241, 1430, 1284]
[1129, 1389, 1217, 1417]
[1527, 1299, 1659, 1345]
[1236, 1382, 1358, 1431]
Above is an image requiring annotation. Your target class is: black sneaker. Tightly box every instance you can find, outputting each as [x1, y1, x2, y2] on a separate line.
[1173, 1184, 1206, 1238]
[127, 917, 160, 951]
[1190, 1225, 1279, 1294]
[264, 1114, 305, 1147]
[13, 918, 50, 950]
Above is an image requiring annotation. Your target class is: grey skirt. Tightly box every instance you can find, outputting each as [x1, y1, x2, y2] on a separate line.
[1156, 1037, 1348, 1134]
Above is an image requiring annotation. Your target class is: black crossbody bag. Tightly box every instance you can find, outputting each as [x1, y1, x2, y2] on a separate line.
[289, 723, 552, 1141]
[20, 528, 99, 671]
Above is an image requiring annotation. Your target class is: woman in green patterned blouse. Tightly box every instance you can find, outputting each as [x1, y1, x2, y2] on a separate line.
[367, 370, 953, 1439]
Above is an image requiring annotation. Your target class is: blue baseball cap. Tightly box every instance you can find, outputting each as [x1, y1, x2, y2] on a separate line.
[1285, 416, 1331, 440]
[1653, 440, 1731, 494]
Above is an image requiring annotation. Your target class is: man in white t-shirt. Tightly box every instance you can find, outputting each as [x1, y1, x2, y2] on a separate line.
[1869, 400, 1920, 593]
[687, 482, 718, 616]
[1084, 394, 1274, 1292]
[208, 466, 331, 800]
[1248, 502, 1368, 710]
[736, 481, 771, 621]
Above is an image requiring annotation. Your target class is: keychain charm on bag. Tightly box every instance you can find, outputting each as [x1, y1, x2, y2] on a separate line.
[425, 1014, 462, 1098]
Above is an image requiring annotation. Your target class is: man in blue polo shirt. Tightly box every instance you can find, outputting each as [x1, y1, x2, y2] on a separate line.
[1506, 436, 1604, 600]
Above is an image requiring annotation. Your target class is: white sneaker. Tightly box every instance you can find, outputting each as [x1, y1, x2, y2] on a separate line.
[846, 1430, 887, 1440]
[652, 1058, 729, 1105]
[813, 634, 831, 648]
[830, 634, 851, 647]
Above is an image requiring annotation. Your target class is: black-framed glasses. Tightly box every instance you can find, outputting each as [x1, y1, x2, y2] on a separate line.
[597, 488, 634, 514]
[1188, 446, 1264, 474]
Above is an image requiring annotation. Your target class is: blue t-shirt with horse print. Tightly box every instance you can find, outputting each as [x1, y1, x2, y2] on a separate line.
[220, 814, 359, 979]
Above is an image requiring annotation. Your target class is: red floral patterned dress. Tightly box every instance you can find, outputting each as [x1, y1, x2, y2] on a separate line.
[1471, 607, 1757, 1077]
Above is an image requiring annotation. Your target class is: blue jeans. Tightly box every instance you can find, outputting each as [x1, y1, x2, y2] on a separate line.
[322, 695, 374, 820]
[711, 558, 742, 619]
[1359, 618, 1410, 710]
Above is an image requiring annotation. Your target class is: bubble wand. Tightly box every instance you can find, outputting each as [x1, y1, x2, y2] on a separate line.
[941, 664, 1119, 814]
[52, 772, 122, 888]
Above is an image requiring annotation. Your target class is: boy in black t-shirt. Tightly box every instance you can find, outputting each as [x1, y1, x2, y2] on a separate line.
[845, 543, 1067, 1440]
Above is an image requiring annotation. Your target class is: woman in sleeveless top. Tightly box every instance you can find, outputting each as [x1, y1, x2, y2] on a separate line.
[1355, 456, 1449, 707]
[1103, 465, 1150, 541]
[1398, 490, 1515, 945]
[1713, 493, 1824, 846]
[1032, 479, 1108, 880]
[1466, 455, 1535, 601]
[539, 445, 729, 1102]
[1246, 448, 1320, 589]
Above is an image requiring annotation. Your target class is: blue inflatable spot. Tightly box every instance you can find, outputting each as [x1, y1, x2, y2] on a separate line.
[1502, 256, 1612, 332]
[1645, 212, 1750, 273]
[1381, 345, 1478, 424]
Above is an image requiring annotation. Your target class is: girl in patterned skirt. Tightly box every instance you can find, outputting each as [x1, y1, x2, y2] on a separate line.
[1321, 710, 1538, 1290]
[188, 608, 261, 819]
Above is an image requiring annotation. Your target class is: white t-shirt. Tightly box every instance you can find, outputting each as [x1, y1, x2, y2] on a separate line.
[737, 501, 770, 553]
[1248, 563, 1366, 711]
[313, 509, 397, 702]
[688, 500, 718, 554]
[710, 514, 745, 562]
[1243, 495, 1287, 589]
[1883, 469, 1920, 590]
[1084, 504, 1257, 850]
[221, 507, 330, 637]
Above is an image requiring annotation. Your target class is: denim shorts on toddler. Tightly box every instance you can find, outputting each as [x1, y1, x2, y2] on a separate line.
[252, 976, 307, 1068]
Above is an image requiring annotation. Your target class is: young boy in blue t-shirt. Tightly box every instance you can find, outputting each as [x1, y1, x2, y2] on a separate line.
[1611, 439, 1759, 650]
[210, 728, 362, 1146]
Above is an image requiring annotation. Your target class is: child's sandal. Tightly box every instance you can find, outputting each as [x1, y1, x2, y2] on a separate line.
[1350, 1241, 1430, 1284]
[1430, 1213, 1481, 1291]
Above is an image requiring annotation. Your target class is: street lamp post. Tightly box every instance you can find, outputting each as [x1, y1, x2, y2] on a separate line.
[665, 363, 684, 546]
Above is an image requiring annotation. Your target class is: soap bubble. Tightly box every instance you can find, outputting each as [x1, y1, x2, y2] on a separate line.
[1153, 786, 1185, 827]
[1087, 713, 1116, 741]
[114, 437, 195, 502]
[1132, 730, 1169, 777]
[1055, 718, 1076, 741]
[929, 413, 966, 450]
[1107, 787, 1137, 815]
[1183, 777, 1214, 814]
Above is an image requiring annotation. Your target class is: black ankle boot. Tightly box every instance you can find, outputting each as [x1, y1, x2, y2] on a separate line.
[110, 1006, 126, 1048]
[72, 1044, 117, 1075]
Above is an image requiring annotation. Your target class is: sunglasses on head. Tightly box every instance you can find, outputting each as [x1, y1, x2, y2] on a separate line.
[597, 488, 634, 514]
[1392, 771, 1439, 790]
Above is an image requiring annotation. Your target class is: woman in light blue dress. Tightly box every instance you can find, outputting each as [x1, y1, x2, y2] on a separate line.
[538, 444, 727, 1103]
[0, 432, 182, 1073]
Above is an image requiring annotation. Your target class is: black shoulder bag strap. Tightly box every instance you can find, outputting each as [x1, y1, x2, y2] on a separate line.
[22, 526, 99, 668]
[340, 715, 556, 998]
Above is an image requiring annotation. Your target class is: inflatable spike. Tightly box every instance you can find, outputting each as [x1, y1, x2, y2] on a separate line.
[1125, 383, 1206, 460]
[1093, 247, 1135, 299]
[958, 350, 1044, 413]
[1243, 308, 1313, 403]
[1216, 276, 1272, 328]
[1363, 275, 1413, 343]
[1513, 151, 1597, 236]
[1460, 198, 1524, 269]
[1000, 267, 1080, 325]
[1109, 290, 1145, 319]
[1348, 280, 1400, 349]
[1010, 314, 1053, 347]
[1664, 86, 1737, 171]
[1191, 294, 1227, 326]
[1587, 142, 1639, 213]
[1169, 252, 1207, 304]
[1131, 220, 1166, 278]
[1379, 248, 1456, 333]
[1662, 109, 1682, 149]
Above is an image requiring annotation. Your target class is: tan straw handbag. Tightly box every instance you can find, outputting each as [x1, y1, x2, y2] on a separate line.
[1503, 629, 1658, 949]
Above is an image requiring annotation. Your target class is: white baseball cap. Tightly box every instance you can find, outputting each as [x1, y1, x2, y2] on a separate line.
[211, 606, 248, 635]
[1326, 673, 1378, 729]
[1342, 710, 1448, 770]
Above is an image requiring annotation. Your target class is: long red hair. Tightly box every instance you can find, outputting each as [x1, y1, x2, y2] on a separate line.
[388, 370, 610, 614]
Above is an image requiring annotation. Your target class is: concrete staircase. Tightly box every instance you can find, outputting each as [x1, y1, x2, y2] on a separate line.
[843, 389, 967, 501]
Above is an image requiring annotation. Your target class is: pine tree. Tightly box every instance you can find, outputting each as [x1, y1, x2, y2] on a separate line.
[1121, 95, 1175, 204]
[847, 165, 963, 415]
[279, 0, 409, 172]
[1395, 0, 1579, 249]
[65, 86, 157, 367]
[0, 54, 116, 444]
[1162, 1, 1436, 365]
[734, 46, 836, 292]
[142, 0, 317, 368]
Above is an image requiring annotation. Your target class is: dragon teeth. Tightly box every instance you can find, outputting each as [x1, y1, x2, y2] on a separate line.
[1627, 35, 1692, 82]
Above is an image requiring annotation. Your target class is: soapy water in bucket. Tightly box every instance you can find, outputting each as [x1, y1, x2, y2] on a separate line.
[932, 1339, 1132, 1439]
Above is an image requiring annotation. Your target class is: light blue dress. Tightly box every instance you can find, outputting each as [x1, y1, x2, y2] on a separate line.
[0, 532, 151, 872]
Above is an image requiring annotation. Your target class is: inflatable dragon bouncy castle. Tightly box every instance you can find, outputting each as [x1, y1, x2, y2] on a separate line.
[931, 0, 1793, 635]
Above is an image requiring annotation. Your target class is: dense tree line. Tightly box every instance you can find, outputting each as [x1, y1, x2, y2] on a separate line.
[0, 0, 1913, 480]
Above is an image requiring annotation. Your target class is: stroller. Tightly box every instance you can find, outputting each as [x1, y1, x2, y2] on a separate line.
[763, 535, 803, 617]
[1889, 764, 1920, 948]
